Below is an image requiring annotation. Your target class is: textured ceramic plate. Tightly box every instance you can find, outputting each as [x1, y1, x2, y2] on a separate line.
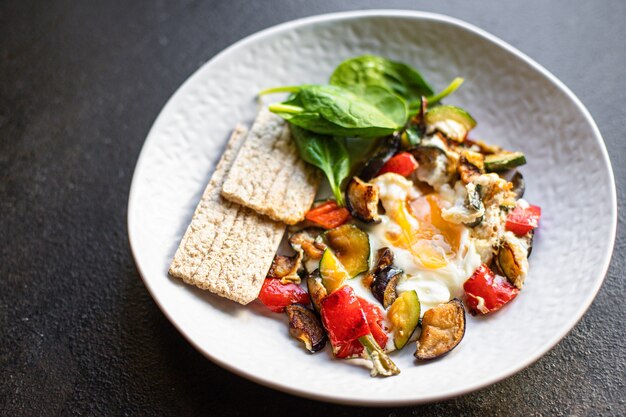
[128, 10, 616, 405]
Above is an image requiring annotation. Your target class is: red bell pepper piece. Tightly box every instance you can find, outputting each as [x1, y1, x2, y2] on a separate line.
[320, 285, 399, 376]
[376, 152, 418, 177]
[258, 278, 310, 313]
[505, 204, 541, 236]
[463, 264, 519, 315]
[336, 297, 389, 358]
[320, 286, 370, 351]
[305, 200, 351, 229]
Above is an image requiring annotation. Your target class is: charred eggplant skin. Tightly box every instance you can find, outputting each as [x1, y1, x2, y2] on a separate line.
[345, 177, 381, 223]
[306, 269, 328, 312]
[370, 266, 403, 309]
[359, 134, 401, 181]
[415, 298, 466, 360]
[285, 304, 327, 353]
[510, 171, 525, 199]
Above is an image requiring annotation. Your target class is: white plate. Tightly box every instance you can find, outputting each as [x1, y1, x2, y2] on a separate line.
[128, 10, 616, 405]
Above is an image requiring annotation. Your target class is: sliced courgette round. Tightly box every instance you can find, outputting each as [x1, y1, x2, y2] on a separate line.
[319, 249, 350, 293]
[322, 224, 370, 278]
[424, 105, 477, 142]
[484, 152, 526, 172]
[388, 290, 421, 350]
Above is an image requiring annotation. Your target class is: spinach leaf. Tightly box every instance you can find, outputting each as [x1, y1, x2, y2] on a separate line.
[261, 84, 406, 138]
[290, 125, 350, 206]
[330, 55, 434, 111]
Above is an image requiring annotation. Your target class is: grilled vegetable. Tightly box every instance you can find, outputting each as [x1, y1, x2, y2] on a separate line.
[377, 152, 419, 177]
[424, 105, 476, 142]
[289, 228, 325, 262]
[415, 298, 466, 360]
[359, 134, 400, 181]
[510, 171, 525, 199]
[484, 152, 526, 172]
[306, 269, 328, 312]
[267, 253, 303, 284]
[458, 150, 485, 184]
[345, 177, 381, 223]
[258, 278, 311, 313]
[463, 264, 519, 314]
[464, 183, 484, 227]
[496, 236, 529, 289]
[371, 266, 403, 309]
[305, 200, 351, 229]
[285, 304, 327, 353]
[320, 286, 399, 376]
[411, 144, 453, 188]
[388, 290, 420, 349]
[505, 204, 541, 236]
[362, 247, 394, 287]
[322, 224, 370, 277]
[319, 249, 350, 293]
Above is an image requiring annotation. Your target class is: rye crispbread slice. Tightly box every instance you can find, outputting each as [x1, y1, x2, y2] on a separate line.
[220, 109, 320, 225]
[168, 125, 285, 305]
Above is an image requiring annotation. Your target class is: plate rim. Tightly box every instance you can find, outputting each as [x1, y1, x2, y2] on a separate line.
[127, 9, 617, 406]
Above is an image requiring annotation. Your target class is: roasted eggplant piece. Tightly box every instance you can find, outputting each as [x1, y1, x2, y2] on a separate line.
[496, 236, 529, 289]
[322, 224, 370, 277]
[306, 269, 328, 312]
[371, 266, 403, 309]
[362, 247, 394, 287]
[510, 171, 525, 199]
[359, 134, 400, 181]
[285, 304, 327, 353]
[388, 290, 421, 350]
[415, 298, 466, 360]
[267, 253, 303, 284]
[345, 177, 381, 223]
[410, 143, 454, 188]
[289, 228, 326, 261]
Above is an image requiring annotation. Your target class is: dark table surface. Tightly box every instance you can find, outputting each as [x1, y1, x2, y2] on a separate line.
[2, 0, 625, 416]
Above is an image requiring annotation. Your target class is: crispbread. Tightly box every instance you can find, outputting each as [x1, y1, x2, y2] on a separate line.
[221, 109, 320, 225]
[169, 125, 285, 305]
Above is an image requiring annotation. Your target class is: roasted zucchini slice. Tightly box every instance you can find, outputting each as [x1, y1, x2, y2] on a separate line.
[285, 304, 327, 353]
[388, 290, 421, 350]
[371, 266, 403, 309]
[415, 298, 466, 360]
[496, 236, 529, 289]
[424, 105, 477, 142]
[322, 224, 370, 277]
[319, 249, 350, 293]
[345, 177, 381, 223]
[484, 152, 526, 172]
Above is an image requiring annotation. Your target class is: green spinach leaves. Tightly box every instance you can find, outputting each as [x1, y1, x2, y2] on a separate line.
[262, 84, 406, 138]
[329, 55, 433, 112]
[290, 125, 350, 205]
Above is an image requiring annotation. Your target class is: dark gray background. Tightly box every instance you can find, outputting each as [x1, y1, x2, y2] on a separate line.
[1, 0, 625, 416]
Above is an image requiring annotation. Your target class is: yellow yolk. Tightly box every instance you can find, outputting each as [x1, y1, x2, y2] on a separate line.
[384, 194, 462, 269]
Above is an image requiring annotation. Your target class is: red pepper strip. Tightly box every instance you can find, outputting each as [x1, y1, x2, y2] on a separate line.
[258, 278, 310, 313]
[320, 286, 399, 376]
[336, 297, 388, 358]
[505, 204, 541, 236]
[305, 200, 351, 229]
[376, 152, 419, 177]
[463, 264, 519, 315]
[319, 285, 370, 354]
